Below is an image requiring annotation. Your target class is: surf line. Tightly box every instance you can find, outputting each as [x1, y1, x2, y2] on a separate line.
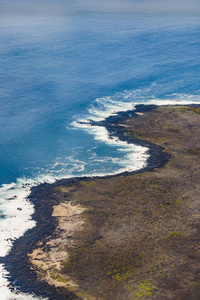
[0, 102, 147, 299]
[0, 103, 172, 300]
[1, 99, 196, 299]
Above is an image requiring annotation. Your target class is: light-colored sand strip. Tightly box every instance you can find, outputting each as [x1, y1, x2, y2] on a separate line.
[28, 201, 85, 290]
[118, 124, 129, 127]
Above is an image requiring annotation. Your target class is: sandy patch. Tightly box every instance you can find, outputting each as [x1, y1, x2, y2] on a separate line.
[118, 123, 129, 127]
[28, 201, 85, 289]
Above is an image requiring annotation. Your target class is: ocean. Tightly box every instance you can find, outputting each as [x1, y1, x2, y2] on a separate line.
[0, 1, 200, 298]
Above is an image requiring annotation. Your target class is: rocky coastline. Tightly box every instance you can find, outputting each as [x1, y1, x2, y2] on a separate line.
[3, 104, 200, 299]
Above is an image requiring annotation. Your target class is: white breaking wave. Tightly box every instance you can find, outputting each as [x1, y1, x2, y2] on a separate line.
[72, 89, 200, 175]
[73, 122, 149, 173]
[0, 178, 54, 300]
[0, 264, 47, 300]
[0, 180, 36, 257]
[74, 89, 200, 123]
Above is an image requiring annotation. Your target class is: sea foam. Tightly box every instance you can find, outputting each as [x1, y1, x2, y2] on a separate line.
[0, 180, 36, 257]
[0, 263, 47, 300]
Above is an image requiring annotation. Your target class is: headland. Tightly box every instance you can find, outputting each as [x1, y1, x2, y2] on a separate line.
[5, 104, 200, 300]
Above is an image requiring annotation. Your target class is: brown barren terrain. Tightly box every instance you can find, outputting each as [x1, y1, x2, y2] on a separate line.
[28, 105, 200, 300]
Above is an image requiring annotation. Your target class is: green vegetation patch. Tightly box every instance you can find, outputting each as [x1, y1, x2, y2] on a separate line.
[179, 106, 200, 115]
[76, 291, 94, 300]
[188, 148, 198, 155]
[165, 231, 182, 241]
[80, 180, 97, 187]
[133, 280, 156, 298]
[50, 273, 60, 280]
[56, 185, 75, 193]
[128, 129, 141, 139]
[57, 277, 69, 283]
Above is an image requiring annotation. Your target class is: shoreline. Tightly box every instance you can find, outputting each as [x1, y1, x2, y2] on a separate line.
[4, 104, 164, 299]
[4, 104, 200, 299]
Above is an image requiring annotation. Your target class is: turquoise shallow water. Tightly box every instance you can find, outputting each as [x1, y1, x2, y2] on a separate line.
[0, 2, 200, 298]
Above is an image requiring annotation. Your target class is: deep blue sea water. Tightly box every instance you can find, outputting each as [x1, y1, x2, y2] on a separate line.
[0, 2, 200, 298]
